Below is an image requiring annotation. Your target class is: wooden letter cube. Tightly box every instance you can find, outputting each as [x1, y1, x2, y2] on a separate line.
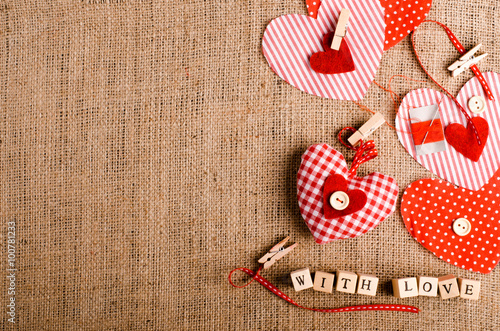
[290, 268, 313, 292]
[417, 276, 438, 297]
[458, 278, 481, 300]
[356, 273, 379, 296]
[438, 275, 460, 299]
[392, 277, 418, 298]
[313, 271, 335, 293]
[336, 270, 358, 294]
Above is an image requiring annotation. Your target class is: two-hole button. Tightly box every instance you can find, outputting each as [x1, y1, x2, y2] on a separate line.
[453, 218, 471, 236]
[468, 96, 487, 114]
[329, 191, 350, 210]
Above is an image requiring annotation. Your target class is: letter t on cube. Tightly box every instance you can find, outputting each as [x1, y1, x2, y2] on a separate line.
[336, 271, 358, 294]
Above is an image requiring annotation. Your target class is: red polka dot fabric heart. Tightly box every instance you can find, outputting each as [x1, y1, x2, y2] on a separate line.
[297, 144, 398, 244]
[401, 171, 500, 274]
[305, 0, 432, 51]
[396, 72, 500, 191]
[380, 0, 432, 50]
[263, 0, 385, 100]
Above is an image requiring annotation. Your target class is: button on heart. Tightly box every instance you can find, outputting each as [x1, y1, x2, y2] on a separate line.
[262, 0, 385, 100]
[323, 174, 367, 218]
[401, 171, 500, 274]
[297, 144, 398, 244]
[396, 72, 500, 191]
[309, 32, 355, 74]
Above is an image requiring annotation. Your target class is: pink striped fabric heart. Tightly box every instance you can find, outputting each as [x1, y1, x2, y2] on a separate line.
[297, 144, 398, 244]
[262, 0, 385, 100]
[396, 72, 500, 191]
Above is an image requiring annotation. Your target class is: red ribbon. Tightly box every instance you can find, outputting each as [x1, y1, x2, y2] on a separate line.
[411, 20, 489, 146]
[229, 267, 419, 314]
[337, 127, 378, 178]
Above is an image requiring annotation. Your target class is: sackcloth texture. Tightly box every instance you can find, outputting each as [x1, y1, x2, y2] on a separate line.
[1, 0, 500, 330]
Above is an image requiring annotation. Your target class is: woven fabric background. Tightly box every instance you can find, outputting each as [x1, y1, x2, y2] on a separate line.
[1, 0, 500, 330]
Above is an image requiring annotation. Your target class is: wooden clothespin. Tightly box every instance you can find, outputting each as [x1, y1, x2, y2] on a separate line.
[331, 8, 351, 51]
[347, 112, 385, 147]
[258, 236, 298, 269]
[448, 44, 488, 77]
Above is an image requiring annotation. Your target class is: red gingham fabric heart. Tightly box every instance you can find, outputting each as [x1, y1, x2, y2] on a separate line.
[297, 144, 399, 244]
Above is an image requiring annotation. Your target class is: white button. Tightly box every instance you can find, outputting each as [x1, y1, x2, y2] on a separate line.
[453, 218, 471, 236]
[468, 96, 486, 114]
[329, 191, 350, 210]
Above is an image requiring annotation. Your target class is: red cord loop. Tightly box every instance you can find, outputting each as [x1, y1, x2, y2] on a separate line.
[228, 266, 263, 288]
[348, 140, 378, 178]
[338, 127, 359, 151]
[411, 20, 486, 145]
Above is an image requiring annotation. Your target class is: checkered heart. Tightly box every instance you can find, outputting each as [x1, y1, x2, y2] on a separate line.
[297, 144, 399, 244]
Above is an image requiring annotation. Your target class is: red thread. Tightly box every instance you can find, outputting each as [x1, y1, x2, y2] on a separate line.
[228, 266, 263, 288]
[229, 267, 420, 313]
[410, 119, 445, 145]
[338, 127, 359, 151]
[411, 20, 485, 146]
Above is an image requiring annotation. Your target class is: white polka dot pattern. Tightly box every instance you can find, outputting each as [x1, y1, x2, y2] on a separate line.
[401, 173, 500, 274]
[380, 0, 432, 50]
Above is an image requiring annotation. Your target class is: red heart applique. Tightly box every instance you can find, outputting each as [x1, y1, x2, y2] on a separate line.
[309, 32, 355, 74]
[401, 171, 500, 274]
[444, 117, 489, 162]
[323, 174, 367, 218]
[297, 144, 398, 244]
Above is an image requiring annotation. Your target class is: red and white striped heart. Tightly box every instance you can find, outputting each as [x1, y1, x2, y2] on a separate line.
[297, 144, 398, 244]
[396, 72, 500, 191]
[262, 0, 385, 100]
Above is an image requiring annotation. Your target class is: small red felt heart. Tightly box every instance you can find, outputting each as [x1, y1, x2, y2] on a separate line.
[323, 174, 367, 218]
[310, 32, 355, 74]
[401, 171, 500, 274]
[444, 117, 489, 162]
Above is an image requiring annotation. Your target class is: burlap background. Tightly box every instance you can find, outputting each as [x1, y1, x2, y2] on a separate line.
[1, 0, 500, 330]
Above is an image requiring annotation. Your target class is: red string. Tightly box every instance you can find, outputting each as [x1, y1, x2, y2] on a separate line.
[229, 267, 419, 313]
[411, 20, 484, 145]
[228, 265, 263, 288]
[348, 140, 378, 178]
[338, 127, 359, 151]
